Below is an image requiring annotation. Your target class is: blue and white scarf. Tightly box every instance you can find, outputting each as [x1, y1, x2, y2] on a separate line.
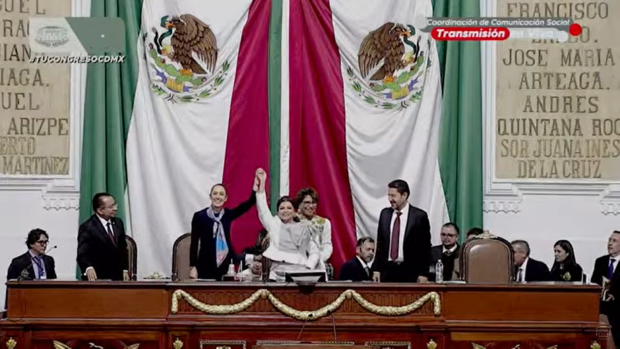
[206, 207, 228, 267]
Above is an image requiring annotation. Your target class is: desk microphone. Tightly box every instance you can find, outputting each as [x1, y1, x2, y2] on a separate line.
[17, 245, 58, 281]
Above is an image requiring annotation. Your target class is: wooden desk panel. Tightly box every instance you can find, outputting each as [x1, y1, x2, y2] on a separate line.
[0, 281, 608, 349]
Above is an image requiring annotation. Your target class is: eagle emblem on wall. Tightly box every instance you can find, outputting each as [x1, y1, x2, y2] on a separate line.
[346, 22, 430, 110]
[144, 14, 231, 103]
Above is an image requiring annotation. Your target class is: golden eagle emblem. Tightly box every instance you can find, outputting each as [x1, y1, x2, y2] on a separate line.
[145, 14, 230, 103]
[346, 23, 430, 110]
[164, 14, 217, 76]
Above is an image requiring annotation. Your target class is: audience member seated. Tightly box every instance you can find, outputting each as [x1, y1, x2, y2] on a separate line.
[7, 228, 57, 281]
[189, 182, 257, 281]
[339, 237, 375, 282]
[255, 168, 323, 281]
[592, 230, 620, 347]
[242, 229, 269, 269]
[550, 240, 583, 282]
[512, 240, 551, 283]
[236, 254, 264, 281]
[452, 227, 483, 280]
[429, 223, 459, 281]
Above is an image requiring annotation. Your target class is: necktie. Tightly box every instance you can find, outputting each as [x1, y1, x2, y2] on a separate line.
[517, 267, 524, 283]
[608, 258, 616, 279]
[390, 211, 402, 260]
[33, 256, 44, 279]
[106, 222, 116, 245]
[364, 266, 370, 278]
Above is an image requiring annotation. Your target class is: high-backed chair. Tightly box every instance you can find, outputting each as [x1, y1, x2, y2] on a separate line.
[125, 235, 138, 280]
[459, 231, 514, 284]
[172, 233, 192, 281]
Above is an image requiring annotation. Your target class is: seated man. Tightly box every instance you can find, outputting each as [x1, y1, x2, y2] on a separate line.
[7, 228, 57, 280]
[512, 239, 551, 282]
[339, 237, 375, 281]
[237, 254, 264, 281]
[429, 223, 460, 281]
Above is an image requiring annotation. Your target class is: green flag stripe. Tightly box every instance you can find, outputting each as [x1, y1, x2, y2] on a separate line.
[268, 0, 283, 213]
[434, 0, 484, 243]
[76, 0, 144, 279]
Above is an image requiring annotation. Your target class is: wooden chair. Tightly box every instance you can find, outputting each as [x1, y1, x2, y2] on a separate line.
[459, 231, 514, 284]
[172, 233, 192, 281]
[125, 235, 138, 280]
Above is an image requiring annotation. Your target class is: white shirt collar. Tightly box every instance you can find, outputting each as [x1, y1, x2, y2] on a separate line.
[356, 256, 370, 269]
[395, 203, 409, 215]
[97, 214, 111, 228]
[443, 244, 458, 253]
[520, 257, 530, 272]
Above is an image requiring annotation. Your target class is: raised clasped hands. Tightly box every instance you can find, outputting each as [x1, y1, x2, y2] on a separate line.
[255, 168, 266, 192]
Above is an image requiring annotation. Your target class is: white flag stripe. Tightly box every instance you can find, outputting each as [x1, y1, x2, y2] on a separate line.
[330, 0, 449, 244]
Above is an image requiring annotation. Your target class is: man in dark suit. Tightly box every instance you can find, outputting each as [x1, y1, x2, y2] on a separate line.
[592, 230, 620, 347]
[511, 240, 551, 282]
[6, 229, 57, 310]
[77, 193, 129, 281]
[339, 237, 375, 282]
[592, 231, 620, 286]
[429, 223, 460, 281]
[372, 180, 431, 283]
[7, 229, 57, 280]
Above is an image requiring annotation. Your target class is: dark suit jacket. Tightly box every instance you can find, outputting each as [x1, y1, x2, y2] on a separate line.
[339, 257, 371, 282]
[5, 251, 57, 310]
[591, 255, 620, 317]
[429, 244, 459, 281]
[520, 258, 551, 282]
[190, 191, 256, 280]
[7, 251, 57, 280]
[77, 215, 129, 281]
[372, 205, 431, 281]
[550, 262, 583, 282]
[591, 255, 620, 286]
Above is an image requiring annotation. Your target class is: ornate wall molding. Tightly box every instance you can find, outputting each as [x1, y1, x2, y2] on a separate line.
[0, 0, 86, 210]
[480, 0, 620, 214]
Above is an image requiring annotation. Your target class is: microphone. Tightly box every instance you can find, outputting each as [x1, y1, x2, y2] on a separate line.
[17, 245, 57, 281]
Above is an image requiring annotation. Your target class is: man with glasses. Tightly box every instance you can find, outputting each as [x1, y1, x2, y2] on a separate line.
[7, 228, 57, 280]
[429, 223, 460, 281]
[77, 193, 129, 281]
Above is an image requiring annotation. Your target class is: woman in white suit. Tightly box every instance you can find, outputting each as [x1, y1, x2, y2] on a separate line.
[254, 168, 323, 281]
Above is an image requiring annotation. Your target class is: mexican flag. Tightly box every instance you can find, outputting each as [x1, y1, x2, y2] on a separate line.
[80, 0, 272, 277]
[79, 0, 481, 278]
[273, 0, 453, 270]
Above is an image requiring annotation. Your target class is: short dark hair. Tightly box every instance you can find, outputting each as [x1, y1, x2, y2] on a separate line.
[356, 237, 375, 247]
[442, 222, 460, 235]
[467, 227, 483, 237]
[296, 187, 318, 206]
[511, 240, 530, 256]
[388, 179, 410, 197]
[26, 228, 48, 248]
[92, 192, 113, 212]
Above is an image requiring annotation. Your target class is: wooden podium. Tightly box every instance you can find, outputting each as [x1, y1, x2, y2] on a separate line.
[0, 281, 609, 349]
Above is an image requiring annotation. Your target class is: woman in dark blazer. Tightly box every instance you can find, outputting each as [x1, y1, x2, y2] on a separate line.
[189, 181, 257, 280]
[550, 240, 583, 282]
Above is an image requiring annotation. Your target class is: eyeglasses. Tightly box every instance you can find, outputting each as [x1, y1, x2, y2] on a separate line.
[302, 201, 317, 205]
[36, 240, 49, 245]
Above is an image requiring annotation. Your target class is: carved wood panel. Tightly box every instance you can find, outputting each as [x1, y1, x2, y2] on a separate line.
[449, 341, 576, 349]
[32, 339, 159, 349]
[174, 289, 435, 316]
